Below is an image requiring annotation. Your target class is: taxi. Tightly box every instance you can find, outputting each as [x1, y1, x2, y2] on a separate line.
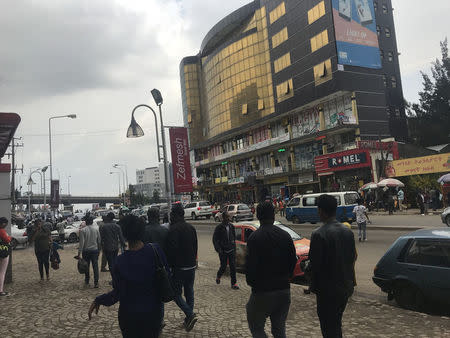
[234, 221, 310, 279]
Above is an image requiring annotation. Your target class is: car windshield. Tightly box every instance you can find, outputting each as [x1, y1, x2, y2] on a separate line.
[276, 223, 302, 241]
[238, 204, 249, 210]
[199, 202, 210, 207]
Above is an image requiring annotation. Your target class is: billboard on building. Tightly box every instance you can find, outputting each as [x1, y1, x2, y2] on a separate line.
[169, 127, 193, 194]
[387, 153, 450, 177]
[332, 0, 381, 69]
[50, 180, 60, 208]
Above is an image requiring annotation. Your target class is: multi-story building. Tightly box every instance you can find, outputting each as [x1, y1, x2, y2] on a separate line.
[134, 163, 165, 197]
[180, 0, 407, 203]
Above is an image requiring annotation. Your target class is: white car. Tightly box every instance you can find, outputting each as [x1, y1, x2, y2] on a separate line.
[184, 201, 213, 220]
[51, 225, 80, 243]
[11, 225, 28, 249]
[441, 207, 450, 226]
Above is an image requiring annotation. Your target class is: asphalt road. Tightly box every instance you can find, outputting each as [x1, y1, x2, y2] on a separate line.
[192, 213, 445, 304]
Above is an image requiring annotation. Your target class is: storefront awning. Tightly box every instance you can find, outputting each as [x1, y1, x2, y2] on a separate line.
[0, 113, 21, 158]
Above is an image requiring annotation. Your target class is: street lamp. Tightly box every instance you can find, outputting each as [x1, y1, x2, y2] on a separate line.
[27, 176, 35, 215]
[41, 166, 48, 210]
[30, 170, 44, 209]
[110, 171, 122, 203]
[112, 164, 127, 196]
[127, 89, 170, 207]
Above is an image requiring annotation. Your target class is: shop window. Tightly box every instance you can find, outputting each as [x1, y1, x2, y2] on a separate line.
[391, 76, 397, 88]
[242, 103, 248, 115]
[272, 27, 288, 48]
[385, 28, 391, 38]
[388, 51, 393, 62]
[269, 2, 286, 24]
[313, 59, 332, 86]
[308, 1, 325, 25]
[310, 29, 329, 53]
[258, 99, 265, 110]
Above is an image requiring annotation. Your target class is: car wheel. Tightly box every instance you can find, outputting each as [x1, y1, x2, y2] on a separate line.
[394, 282, 424, 311]
[232, 216, 237, 223]
[68, 233, 78, 243]
[10, 238, 18, 250]
[292, 216, 300, 224]
[191, 212, 197, 220]
[446, 215, 450, 227]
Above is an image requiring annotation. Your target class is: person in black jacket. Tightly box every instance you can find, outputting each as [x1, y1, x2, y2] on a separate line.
[143, 208, 169, 253]
[166, 204, 198, 332]
[309, 194, 357, 338]
[99, 212, 125, 281]
[245, 201, 297, 338]
[212, 211, 239, 289]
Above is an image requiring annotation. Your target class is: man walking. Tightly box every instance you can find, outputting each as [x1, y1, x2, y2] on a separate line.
[352, 199, 370, 242]
[245, 201, 297, 338]
[166, 204, 198, 332]
[213, 211, 239, 289]
[77, 216, 101, 288]
[309, 194, 357, 338]
[397, 188, 405, 211]
[143, 208, 169, 252]
[99, 212, 125, 281]
[417, 191, 425, 215]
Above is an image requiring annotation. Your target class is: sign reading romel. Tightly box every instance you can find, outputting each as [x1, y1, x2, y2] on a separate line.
[332, 0, 381, 69]
[169, 127, 193, 194]
[328, 152, 367, 168]
[388, 153, 450, 177]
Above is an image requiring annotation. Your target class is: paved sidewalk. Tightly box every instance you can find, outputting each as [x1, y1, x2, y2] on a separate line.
[1, 246, 449, 337]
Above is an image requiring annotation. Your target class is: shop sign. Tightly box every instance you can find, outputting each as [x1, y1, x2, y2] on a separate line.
[273, 166, 284, 174]
[328, 152, 367, 168]
[388, 153, 450, 177]
[264, 168, 274, 175]
[315, 149, 371, 174]
[169, 127, 193, 194]
[298, 172, 314, 183]
[357, 140, 399, 159]
[228, 177, 246, 185]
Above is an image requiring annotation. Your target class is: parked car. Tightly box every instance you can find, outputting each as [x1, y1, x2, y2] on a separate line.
[285, 191, 359, 224]
[11, 225, 28, 249]
[234, 221, 310, 280]
[184, 201, 213, 220]
[373, 228, 450, 311]
[215, 204, 253, 223]
[441, 207, 450, 226]
[51, 224, 80, 243]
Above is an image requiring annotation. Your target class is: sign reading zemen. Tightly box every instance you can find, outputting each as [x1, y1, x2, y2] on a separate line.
[169, 127, 193, 194]
[332, 0, 381, 69]
[328, 152, 367, 168]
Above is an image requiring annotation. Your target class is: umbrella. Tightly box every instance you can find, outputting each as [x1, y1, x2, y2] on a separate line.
[377, 178, 405, 188]
[437, 173, 450, 184]
[360, 182, 378, 191]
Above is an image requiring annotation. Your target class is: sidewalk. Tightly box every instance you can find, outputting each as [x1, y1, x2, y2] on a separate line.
[2, 246, 449, 337]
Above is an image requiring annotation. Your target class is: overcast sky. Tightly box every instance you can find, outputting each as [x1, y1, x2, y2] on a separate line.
[1, 0, 449, 196]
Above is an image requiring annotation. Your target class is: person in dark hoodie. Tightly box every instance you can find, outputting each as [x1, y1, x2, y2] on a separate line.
[143, 208, 169, 253]
[212, 211, 239, 289]
[166, 204, 198, 332]
[245, 201, 297, 338]
[88, 215, 169, 338]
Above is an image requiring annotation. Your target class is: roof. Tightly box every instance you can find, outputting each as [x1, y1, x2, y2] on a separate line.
[0, 113, 21, 158]
[403, 228, 450, 239]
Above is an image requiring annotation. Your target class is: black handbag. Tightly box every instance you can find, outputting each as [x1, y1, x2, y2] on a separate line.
[77, 257, 88, 274]
[150, 244, 174, 303]
[0, 240, 11, 258]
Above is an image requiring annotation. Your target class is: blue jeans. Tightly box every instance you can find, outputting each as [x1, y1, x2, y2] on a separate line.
[358, 222, 367, 241]
[82, 250, 99, 285]
[172, 268, 195, 318]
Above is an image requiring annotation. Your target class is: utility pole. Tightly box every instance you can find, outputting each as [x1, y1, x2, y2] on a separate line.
[7, 137, 24, 210]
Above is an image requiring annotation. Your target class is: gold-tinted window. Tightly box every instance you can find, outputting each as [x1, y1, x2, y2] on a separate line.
[313, 59, 332, 86]
[310, 29, 329, 53]
[276, 78, 293, 102]
[308, 1, 326, 25]
[258, 99, 265, 110]
[272, 27, 288, 49]
[269, 2, 286, 24]
[273, 53, 291, 73]
[242, 104, 248, 115]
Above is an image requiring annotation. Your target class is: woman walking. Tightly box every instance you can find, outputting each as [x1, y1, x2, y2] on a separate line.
[31, 219, 52, 281]
[88, 215, 169, 338]
[0, 217, 11, 296]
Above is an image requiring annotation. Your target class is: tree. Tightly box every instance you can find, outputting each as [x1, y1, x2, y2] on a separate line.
[129, 185, 150, 207]
[409, 38, 450, 146]
[152, 189, 160, 204]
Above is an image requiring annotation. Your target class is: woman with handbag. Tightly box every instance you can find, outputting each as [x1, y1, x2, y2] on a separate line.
[30, 219, 52, 281]
[88, 215, 171, 338]
[0, 217, 12, 296]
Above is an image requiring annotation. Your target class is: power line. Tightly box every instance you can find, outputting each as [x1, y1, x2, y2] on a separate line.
[20, 129, 123, 137]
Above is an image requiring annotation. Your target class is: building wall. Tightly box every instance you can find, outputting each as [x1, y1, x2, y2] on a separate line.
[0, 166, 12, 283]
[135, 163, 165, 196]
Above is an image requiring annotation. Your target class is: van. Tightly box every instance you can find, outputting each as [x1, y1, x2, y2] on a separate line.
[285, 191, 359, 224]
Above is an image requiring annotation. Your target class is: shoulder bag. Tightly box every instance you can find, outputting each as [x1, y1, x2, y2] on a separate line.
[0, 240, 11, 258]
[150, 244, 174, 303]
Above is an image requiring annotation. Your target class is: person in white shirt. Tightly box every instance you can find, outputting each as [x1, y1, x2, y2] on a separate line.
[352, 199, 371, 242]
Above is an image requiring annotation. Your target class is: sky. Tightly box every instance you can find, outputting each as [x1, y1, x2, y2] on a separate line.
[1, 0, 449, 196]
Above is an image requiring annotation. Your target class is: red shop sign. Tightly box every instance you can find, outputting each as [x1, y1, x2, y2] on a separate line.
[169, 127, 193, 194]
[315, 149, 372, 174]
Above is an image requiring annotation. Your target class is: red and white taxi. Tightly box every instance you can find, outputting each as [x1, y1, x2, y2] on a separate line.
[234, 221, 310, 279]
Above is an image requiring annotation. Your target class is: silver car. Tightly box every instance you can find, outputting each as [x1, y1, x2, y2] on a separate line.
[441, 207, 450, 226]
[11, 225, 28, 249]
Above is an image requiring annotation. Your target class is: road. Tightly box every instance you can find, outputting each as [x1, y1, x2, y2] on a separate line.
[193, 213, 445, 304]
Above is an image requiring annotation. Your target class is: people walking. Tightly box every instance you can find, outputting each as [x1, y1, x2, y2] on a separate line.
[309, 194, 357, 338]
[77, 216, 101, 288]
[143, 208, 169, 252]
[245, 201, 297, 338]
[213, 211, 239, 289]
[57, 219, 66, 244]
[88, 215, 169, 338]
[353, 199, 370, 242]
[397, 188, 405, 211]
[166, 204, 198, 332]
[279, 200, 285, 217]
[30, 219, 52, 281]
[424, 190, 430, 215]
[0, 217, 11, 296]
[417, 191, 425, 215]
[99, 212, 125, 281]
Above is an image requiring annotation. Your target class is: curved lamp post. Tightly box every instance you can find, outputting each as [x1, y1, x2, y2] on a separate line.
[110, 171, 122, 203]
